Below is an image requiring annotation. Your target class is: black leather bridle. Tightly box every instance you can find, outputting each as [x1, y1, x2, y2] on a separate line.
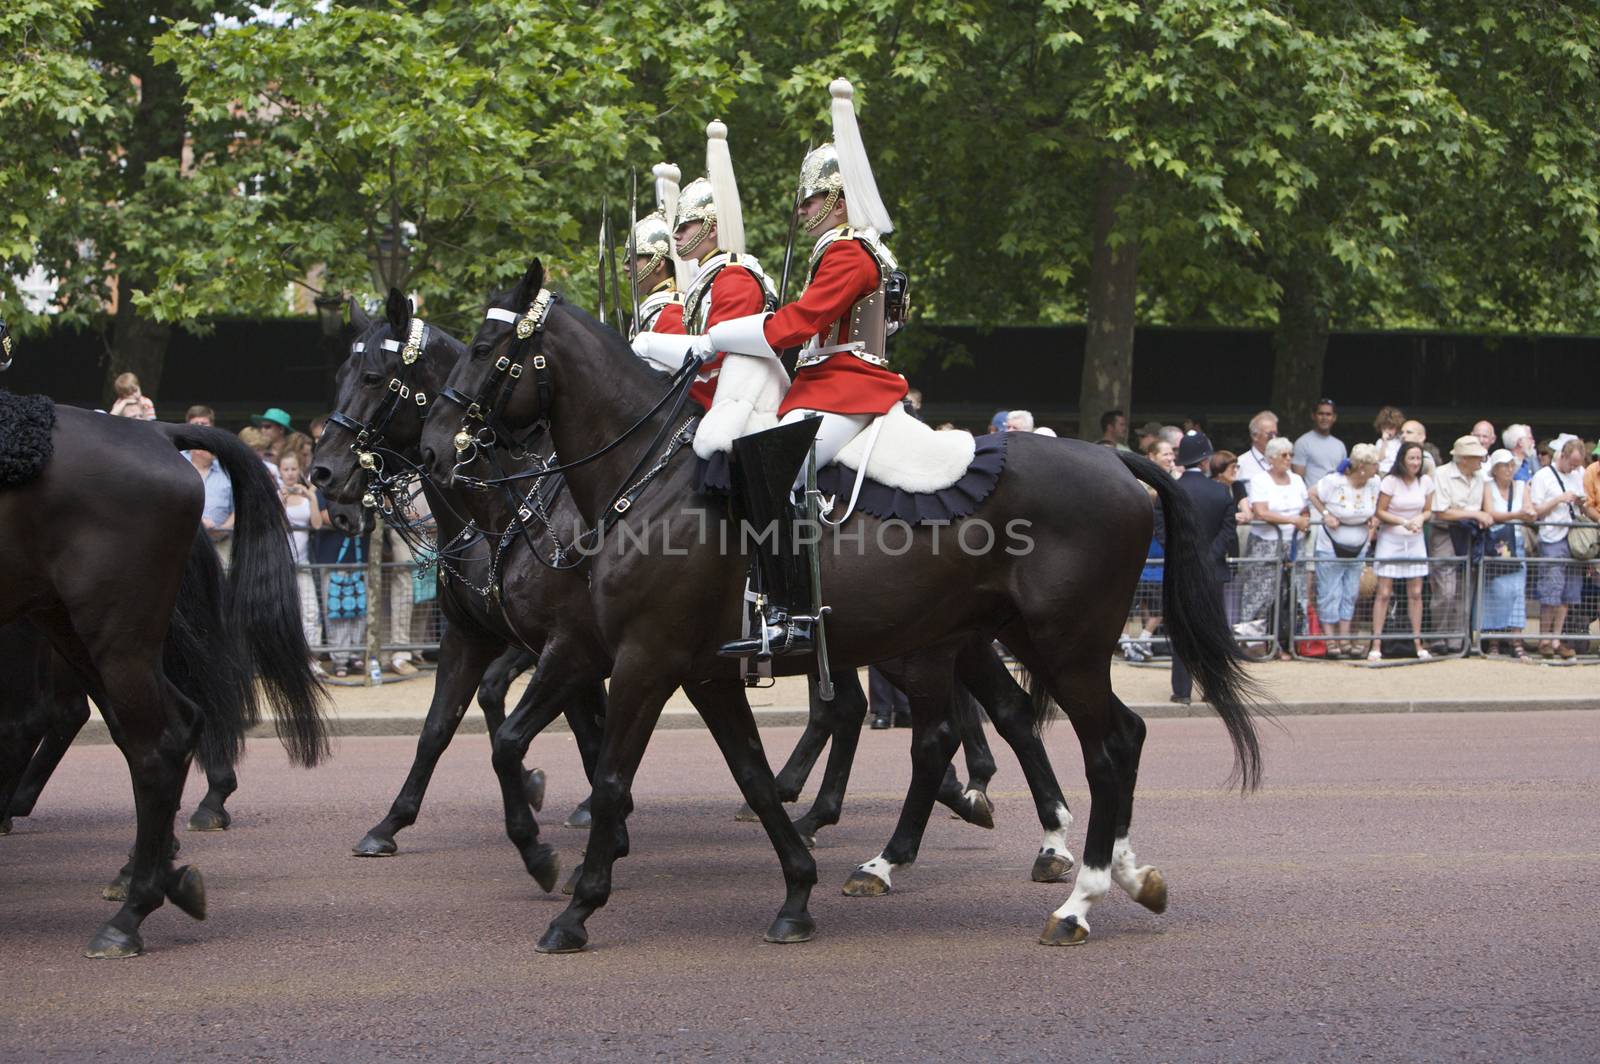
[324, 317, 432, 461]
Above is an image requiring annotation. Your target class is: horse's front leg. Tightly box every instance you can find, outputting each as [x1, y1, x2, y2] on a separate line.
[536, 650, 676, 954]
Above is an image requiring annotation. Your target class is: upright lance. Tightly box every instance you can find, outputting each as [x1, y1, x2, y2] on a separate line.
[604, 197, 625, 328]
[596, 198, 609, 327]
[627, 168, 642, 335]
[776, 142, 811, 307]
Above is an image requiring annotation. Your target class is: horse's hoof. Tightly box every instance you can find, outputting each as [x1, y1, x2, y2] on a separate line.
[186, 806, 230, 832]
[962, 791, 996, 830]
[84, 925, 145, 959]
[0, 816, 11, 836]
[1031, 852, 1075, 883]
[102, 873, 131, 902]
[523, 768, 547, 812]
[166, 865, 207, 920]
[524, 844, 561, 893]
[800, 833, 817, 851]
[352, 833, 398, 857]
[764, 913, 816, 944]
[560, 864, 581, 896]
[1134, 867, 1168, 914]
[733, 801, 761, 823]
[535, 922, 588, 954]
[841, 869, 890, 897]
[1039, 913, 1088, 946]
[562, 801, 592, 829]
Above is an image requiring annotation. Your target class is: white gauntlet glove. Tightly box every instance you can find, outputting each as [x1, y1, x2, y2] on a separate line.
[632, 332, 711, 372]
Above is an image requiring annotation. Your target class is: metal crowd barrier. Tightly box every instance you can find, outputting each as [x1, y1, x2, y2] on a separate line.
[1122, 519, 1598, 665]
[292, 560, 444, 682]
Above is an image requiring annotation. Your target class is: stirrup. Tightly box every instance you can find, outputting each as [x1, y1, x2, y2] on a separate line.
[719, 613, 817, 661]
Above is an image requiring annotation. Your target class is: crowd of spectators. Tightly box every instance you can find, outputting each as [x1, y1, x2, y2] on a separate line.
[1085, 401, 1600, 663]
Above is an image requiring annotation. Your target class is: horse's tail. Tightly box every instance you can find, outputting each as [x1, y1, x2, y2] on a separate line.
[1117, 451, 1268, 790]
[164, 525, 250, 774]
[158, 424, 330, 767]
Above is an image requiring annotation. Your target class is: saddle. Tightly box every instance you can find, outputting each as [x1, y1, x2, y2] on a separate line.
[0, 390, 55, 489]
[691, 356, 1007, 523]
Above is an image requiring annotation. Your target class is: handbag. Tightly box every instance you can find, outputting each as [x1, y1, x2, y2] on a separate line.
[1546, 467, 1599, 561]
[326, 536, 367, 620]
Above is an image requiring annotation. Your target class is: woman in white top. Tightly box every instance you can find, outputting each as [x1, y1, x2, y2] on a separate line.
[1309, 443, 1380, 657]
[1370, 441, 1434, 660]
[1241, 436, 1308, 659]
[278, 453, 326, 659]
[1481, 448, 1535, 657]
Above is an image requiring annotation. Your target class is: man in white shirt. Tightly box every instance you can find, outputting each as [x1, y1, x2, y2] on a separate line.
[1529, 437, 1599, 658]
[1428, 436, 1492, 651]
[1234, 409, 1278, 497]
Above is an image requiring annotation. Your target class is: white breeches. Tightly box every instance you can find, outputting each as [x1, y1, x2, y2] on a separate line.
[779, 408, 872, 490]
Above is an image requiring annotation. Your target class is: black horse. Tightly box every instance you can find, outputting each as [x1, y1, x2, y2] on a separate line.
[0, 406, 327, 957]
[1, 544, 244, 838]
[425, 263, 1263, 952]
[309, 292, 607, 888]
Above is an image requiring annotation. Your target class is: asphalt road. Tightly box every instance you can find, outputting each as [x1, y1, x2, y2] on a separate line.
[3, 710, 1597, 1062]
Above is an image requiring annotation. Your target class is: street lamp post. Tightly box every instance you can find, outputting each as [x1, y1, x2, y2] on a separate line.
[366, 221, 411, 295]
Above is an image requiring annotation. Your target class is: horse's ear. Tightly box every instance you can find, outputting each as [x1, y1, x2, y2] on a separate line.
[348, 298, 371, 331]
[385, 287, 407, 329]
[516, 258, 544, 303]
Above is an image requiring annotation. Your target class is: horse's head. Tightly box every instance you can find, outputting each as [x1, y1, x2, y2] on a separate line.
[424, 259, 554, 485]
[310, 290, 458, 532]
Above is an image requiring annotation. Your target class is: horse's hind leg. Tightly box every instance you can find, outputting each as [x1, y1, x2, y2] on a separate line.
[185, 760, 238, 832]
[934, 683, 998, 827]
[790, 668, 870, 846]
[843, 647, 962, 897]
[7, 682, 91, 820]
[85, 667, 204, 958]
[1033, 662, 1161, 946]
[354, 622, 502, 857]
[961, 633, 1077, 882]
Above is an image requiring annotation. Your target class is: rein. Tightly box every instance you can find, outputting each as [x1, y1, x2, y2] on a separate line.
[439, 293, 706, 571]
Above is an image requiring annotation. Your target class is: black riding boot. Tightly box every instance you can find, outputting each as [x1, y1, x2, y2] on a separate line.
[718, 420, 822, 660]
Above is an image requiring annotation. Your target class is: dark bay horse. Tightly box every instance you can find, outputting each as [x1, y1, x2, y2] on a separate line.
[0, 408, 326, 956]
[424, 264, 1263, 952]
[309, 292, 607, 889]
[1, 541, 245, 838]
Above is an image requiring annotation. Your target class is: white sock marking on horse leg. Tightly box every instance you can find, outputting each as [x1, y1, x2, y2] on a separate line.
[1051, 864, 1110, 933]
[1038, 803, 1075, 860]
[1107, 833, 1161, 901]
[962, 787, 985, 806]
[856, 854, 897, 888]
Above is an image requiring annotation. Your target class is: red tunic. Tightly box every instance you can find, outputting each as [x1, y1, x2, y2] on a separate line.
[767, 239, 908, 418]
[649, 301, 685, 335]
[691, 265, 767, 409]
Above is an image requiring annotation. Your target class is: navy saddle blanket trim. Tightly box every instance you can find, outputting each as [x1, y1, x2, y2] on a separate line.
[695, 431, 1007, 524]
[0, 390, 56, 489]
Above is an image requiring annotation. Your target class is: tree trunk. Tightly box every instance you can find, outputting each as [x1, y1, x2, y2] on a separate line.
[99, 38, 188, 408]
[1077, 158, 1139, 440]
[1269, 270, 1331, 438]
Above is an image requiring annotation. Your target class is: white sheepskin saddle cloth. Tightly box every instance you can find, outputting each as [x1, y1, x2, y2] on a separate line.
[690, 353, 975, 495]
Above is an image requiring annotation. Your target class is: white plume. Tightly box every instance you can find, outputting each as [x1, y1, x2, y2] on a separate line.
[830, 78, 892, 234]
[652, 161, 692, 289]
[705, 120, 745, 255]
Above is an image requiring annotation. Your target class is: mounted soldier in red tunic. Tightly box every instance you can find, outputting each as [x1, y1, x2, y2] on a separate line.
[673, 79, 908, 659]
[626, 163, 689, 340]
[630, 122, 778, 415]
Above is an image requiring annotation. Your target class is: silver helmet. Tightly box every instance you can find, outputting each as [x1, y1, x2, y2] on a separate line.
[798, 143, 844, 235]
[674, 176, 716, 257]
[630, 210, 673, 278]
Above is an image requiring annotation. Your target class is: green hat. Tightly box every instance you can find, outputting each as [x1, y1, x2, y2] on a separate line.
[253, 407, 292, 430]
